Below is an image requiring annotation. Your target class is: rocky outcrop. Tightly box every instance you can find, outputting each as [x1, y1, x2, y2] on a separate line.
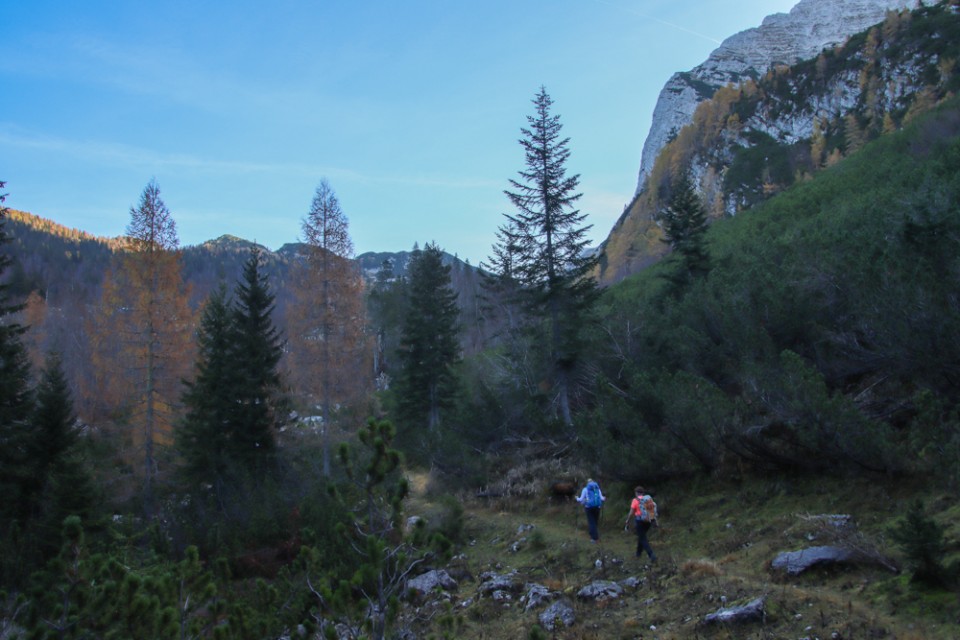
[406, 569, 459, 599]
[538, 600, 576, 631]
[576, 580, 624, 601]
[771, 546, 858, 575]
[635, 0, 927, 195]
[599, 0, 954, 285]
[703, 596, 766, 625]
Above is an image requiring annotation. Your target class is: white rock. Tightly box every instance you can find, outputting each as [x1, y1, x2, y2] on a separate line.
[635, 0, 931, 195]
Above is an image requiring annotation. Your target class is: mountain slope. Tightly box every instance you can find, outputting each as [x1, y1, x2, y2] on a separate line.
[601, 0, 960, 284]
[397, 472, 959, 639]
[635, 0, 927, 195]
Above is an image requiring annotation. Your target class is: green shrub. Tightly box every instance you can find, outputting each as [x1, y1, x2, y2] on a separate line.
[888, 499, 954, 589]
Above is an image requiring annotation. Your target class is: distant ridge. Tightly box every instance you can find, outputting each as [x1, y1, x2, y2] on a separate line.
[4, 209, 123, 249]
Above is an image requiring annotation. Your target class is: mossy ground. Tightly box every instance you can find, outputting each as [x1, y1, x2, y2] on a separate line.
[404, 474, 960, 639]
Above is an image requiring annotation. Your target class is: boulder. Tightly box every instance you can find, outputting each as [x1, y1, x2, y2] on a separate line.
[523, 583, 556, 611]
[704, 596, 766, 625]
[576, 580, 623, 602]
[771, 545, 856, 575]
[406, 569, 458, 599]
[478, 571, 519, 595]
[538, 599, 576, 631]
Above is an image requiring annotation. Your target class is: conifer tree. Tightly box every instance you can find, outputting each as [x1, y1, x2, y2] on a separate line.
[889, 499, 952, 587]
[395, 244, 460, 436]
[178, 284, 236, 487]
[91, 180, 194, 518]
[660, 171, 711, 291]
[290, 179, 366, 476]
[27, 352, 95, 553]
[367, 258, 407, 384]
[499, 87, 598, 426]
[228, 246, 286, 468]
[481, 219, 527, 333]
[0, 181, 36, 575]
[324, 418, 422, 640]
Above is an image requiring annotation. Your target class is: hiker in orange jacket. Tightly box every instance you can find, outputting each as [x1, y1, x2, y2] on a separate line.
[625, 485, 658, 562]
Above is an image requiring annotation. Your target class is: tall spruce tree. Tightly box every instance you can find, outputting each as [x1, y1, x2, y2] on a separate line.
[228, 246, 286, 468]
[660, 171, 711, 291]
[500, 87, 598, 426]
[395, 243, 460, 437]
[178, 284, 236, 486]
[27, 352, 95, 557]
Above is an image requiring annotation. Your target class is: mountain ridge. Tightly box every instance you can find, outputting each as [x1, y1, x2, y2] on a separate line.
[634, 0, 930, 196]
[600, 0, 959, 284]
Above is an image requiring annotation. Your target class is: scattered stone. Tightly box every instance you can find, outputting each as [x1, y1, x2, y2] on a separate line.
[812, 514, 853, 529]
[517, 523, 535, 534]
[538, 599, 576, 631]
[523, 583, 556, 611]
[703, 596, 766, 625]
[771, 546, 856, 575]
[478, 571, 519, 596]
[620, 576, 643, 590]
[406, 569, 458, 600]
[576, 580, 623, 602]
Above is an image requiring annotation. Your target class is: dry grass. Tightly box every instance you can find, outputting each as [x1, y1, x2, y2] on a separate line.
[398, 473, 960, 639]
[680, 558, 724, 578]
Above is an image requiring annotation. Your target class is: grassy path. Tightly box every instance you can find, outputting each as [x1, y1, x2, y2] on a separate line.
[403, 473, 959, 639]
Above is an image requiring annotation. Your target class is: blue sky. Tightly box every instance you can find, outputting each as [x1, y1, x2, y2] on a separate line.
[1, 0, 796, 265]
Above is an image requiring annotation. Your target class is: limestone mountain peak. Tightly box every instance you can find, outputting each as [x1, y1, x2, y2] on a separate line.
[635, 0, 929, 196]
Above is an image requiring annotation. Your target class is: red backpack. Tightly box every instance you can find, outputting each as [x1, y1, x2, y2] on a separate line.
[634, 494, 657, 522]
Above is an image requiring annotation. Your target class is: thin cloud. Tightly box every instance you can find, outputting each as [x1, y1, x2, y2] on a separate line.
[0, 127, 497, 191]
[591, 0, 723, 45]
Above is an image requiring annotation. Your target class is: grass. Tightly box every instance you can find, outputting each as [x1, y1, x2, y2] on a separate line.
[401, 473, 960, 639]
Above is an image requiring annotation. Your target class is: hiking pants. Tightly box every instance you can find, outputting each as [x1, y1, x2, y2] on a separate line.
[635, 518, 655, 560]
[585, 506, 601, 541]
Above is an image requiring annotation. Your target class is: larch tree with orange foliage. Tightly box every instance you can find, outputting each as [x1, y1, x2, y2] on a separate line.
[91, 180, 194, 518]
[288, 179, 368, 476]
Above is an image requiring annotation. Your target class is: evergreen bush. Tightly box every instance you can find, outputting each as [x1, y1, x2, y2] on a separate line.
[888, 499, 954, 589]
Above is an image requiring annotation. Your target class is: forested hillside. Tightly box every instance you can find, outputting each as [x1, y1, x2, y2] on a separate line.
[1, 3, 959, 638]
[0, 214, 483, 409]
[584, 96, 960, 483]
[601, 0, 960, 283]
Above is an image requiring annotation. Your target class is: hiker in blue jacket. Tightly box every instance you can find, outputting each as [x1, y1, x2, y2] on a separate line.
[576, 478, 606, 542]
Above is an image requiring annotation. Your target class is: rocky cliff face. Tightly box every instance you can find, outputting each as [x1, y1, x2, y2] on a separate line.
[598, 0, 958, 285]
[635, 0, 926, 196]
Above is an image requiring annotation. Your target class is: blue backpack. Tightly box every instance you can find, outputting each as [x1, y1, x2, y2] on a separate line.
[585, 482, 602, 508]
